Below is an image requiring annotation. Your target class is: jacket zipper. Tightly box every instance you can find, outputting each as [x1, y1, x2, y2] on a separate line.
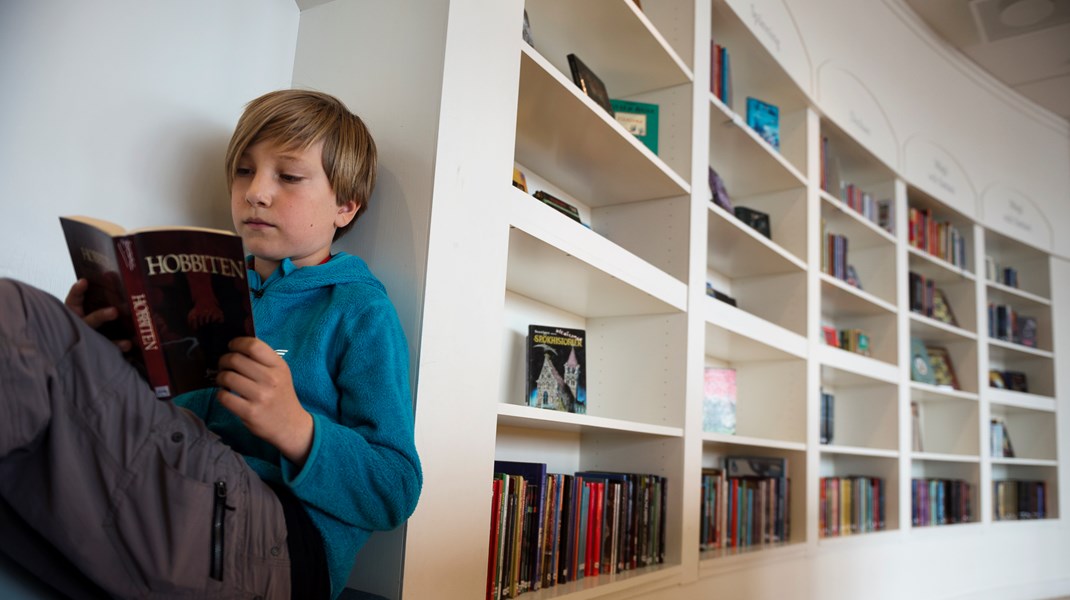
[211, 480, 227, 581]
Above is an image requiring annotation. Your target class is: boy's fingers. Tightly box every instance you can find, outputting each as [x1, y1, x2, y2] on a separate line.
[64, 279, 88, 312]
[228, 336, 282, 365]
[82, 306, 119, 330]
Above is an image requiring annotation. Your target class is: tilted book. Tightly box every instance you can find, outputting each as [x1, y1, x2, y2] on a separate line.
[60, 216, 255, 399]
[526, 325, 586, 414]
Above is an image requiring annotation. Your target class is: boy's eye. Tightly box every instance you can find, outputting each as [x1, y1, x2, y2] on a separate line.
[234, 167, 253, 177]
[280, 173, 304, 183]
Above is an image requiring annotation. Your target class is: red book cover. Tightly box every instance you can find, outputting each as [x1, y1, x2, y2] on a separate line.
[60, 216, 254, 398]
[487, 478, 502, 600]
[590, 482, 604, 575]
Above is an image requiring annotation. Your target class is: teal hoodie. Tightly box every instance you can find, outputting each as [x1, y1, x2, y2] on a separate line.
[174, 252, 422, 598]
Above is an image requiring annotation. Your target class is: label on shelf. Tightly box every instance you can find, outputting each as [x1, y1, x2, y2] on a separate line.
[981, 185, 1053, 252]
[903, 137, 975, 216]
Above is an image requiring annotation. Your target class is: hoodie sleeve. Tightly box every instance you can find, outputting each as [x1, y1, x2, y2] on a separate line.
[280, 291, 422, 531]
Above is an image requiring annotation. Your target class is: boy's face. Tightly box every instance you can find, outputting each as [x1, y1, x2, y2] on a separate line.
[231, 139, 357, 278]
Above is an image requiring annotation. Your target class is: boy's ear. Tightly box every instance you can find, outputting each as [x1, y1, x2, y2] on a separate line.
[335, 200, 360, 228]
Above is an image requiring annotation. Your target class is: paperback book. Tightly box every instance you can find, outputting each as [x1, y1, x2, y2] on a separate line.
[526, 325, 587, 414]
[59, 216, 255, 398]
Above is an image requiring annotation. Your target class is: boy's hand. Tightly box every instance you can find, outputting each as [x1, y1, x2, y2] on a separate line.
[215, 337, 314, 468]
[64, 278, 133, 352]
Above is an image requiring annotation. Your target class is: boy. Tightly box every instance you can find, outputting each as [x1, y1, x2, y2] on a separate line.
[0, 89, 422, 599]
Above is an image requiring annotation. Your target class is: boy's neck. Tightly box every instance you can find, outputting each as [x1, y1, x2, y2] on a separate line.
[250, 254, 334, 279]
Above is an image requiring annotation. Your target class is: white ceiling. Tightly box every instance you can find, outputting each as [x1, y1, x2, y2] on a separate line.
[900, 0, 1070, 122]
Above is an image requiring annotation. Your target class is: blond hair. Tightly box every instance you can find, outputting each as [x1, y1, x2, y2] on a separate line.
[225, 89, 377, 240]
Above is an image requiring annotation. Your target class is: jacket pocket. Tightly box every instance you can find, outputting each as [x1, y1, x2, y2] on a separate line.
[210, 479, 227, 581]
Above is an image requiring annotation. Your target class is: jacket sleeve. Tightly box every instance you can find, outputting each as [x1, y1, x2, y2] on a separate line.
[280, 293, 422, 531]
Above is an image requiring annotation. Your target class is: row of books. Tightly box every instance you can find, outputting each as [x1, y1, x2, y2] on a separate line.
[907, 272, 958, 326]
[989, 369, 1028, 393]
[987, 303, 1038, 348]
[907, 207, 968, 269]
[993, 480, 1047, 521]
[699, 457, 790, 551]
[985, 256, 1019, 288]
[710, 41, 732, 107]
[488, 462, 666, 600]
[822, 325, 871, 356]
[819, 476, 886, 537]
[841, 183, 893, 234]
[822, 227, 851, 283]
[911, 478, 973, 527]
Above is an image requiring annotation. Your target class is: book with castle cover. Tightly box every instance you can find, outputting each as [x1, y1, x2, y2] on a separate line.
[60, 216, 255, 399]
[526, 325, 586, 414]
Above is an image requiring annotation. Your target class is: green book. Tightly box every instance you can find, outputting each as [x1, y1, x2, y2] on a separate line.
[610, 99, 659, 154]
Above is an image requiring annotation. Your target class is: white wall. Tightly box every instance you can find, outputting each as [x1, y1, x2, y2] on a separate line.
[0, 0, 299, 297]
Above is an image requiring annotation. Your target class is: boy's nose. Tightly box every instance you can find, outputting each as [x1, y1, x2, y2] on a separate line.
[245, 175, 273, 206]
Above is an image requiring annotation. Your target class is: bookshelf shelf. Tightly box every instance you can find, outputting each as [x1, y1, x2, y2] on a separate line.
[704, 300, 808, 361]
[516, 46, 690, 208]
[708, 98, 807, 196]
[820, 445, 898, 459]
[513, 564, 683, 600]
[701, 433, 806, 452]
[505, 225, 686, 318]
[986, 281, 1051, 307]
[912, 452, 980, 464]
[991, 457, 1058, 468]
[707, 204, 806, 277]
[987, 338, 1053, 359]
[909, 382, 979, 403]
[497, 404, 685, 438]
[987, 389, 1056, 412]
[698, 541, 805, 569]
[908, 246, 975, 282]
[909, 313, 977, 343]
[524, 0, 693, 99]
[820, 190, 896, 245]
[820, 273, 896, 315]
[818, 348, 899, 384]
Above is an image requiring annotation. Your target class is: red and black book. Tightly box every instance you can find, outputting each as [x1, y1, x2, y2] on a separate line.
[60, 215, 254, 399]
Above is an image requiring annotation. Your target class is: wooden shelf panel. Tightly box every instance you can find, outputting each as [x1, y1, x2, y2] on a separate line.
[991, 457, 1058, 468]
[909, 382, 979, 403]
[911, 452, 980, 464]
[820, 273, 897, 316]
[987, 389, 1056, 412]
[506, 191, 687, 318]
[704, 299, 808, 362]
[708, 98, 807, 197]
[986, 280, 1051, 309]
[515, 46, 690, 208]
[701, 433, 806, 452]
[909, 313, 977, 342]
[818, 347, 899, 384]
[525, 0, 693, 98]
[497, 404, 683, 438]
[707, 204, 806, 278]
[820, 191, 896, 247]
[820, 444, 899, 459]
[908, 246, 975, 282]
[510, 563, 682, 600]
[987, 338, 1054, 360]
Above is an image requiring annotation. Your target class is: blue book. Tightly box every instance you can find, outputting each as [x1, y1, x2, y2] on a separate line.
[746, 97, 780, 151]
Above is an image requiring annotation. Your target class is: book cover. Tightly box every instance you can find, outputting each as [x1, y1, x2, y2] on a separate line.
[702, 367, 737, 434]
[532, 190, 583, 225]
[911, 401, 924, 452]
[60, 215, 254, 399]
[567, 53, 614, 117]
[610, 99, 658, 154]
[910, 338, 935, 385]
[708, 166, 733, 212]
[926, 346, 959, 390]
[1018, 316, 1038, 347]
[526, 325, 586, 414]
[746, 97, 780, 150]
[932, 288, 958, 326]
[733, 206, 771, 239]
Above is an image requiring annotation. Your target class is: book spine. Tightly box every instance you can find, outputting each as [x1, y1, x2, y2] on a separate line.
[114, 234, 173, 398]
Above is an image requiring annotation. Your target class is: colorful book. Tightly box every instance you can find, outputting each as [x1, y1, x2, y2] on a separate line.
[702, 367, 737, 434]
[746, 97, 779, 150]
[610, 99, 658, 154]
[59, 215, 254, 398]
[527, 325, 587, 414]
